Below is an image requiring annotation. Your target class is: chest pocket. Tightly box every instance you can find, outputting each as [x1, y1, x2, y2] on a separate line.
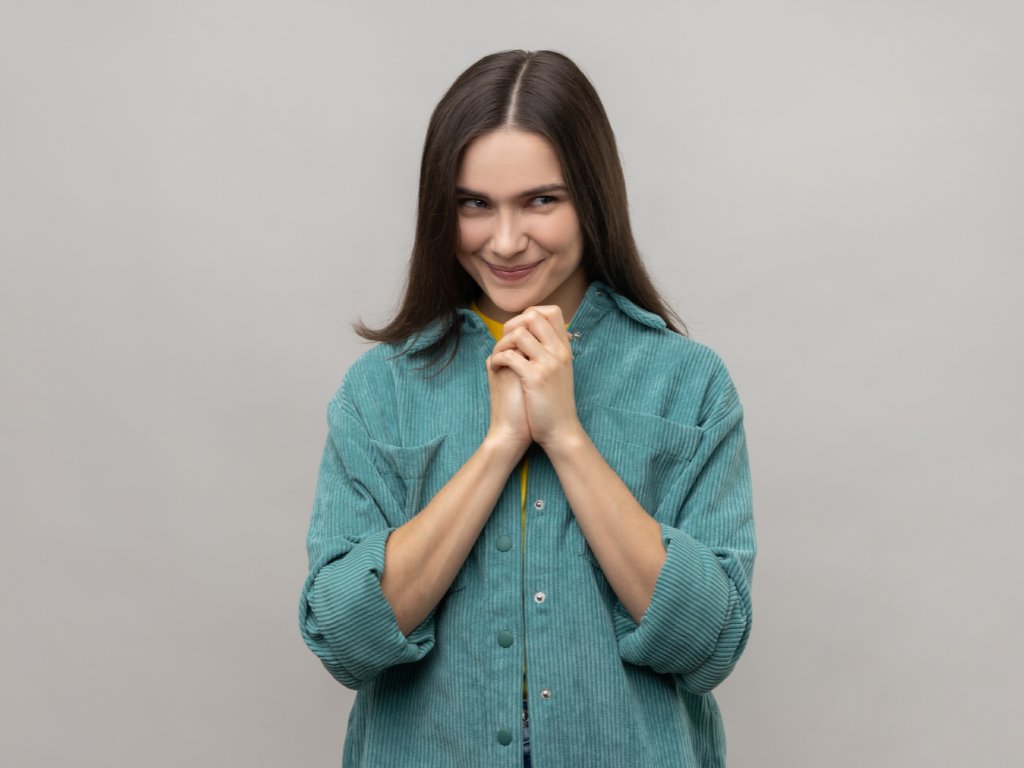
[585, 404, 703, 525]
[370, 433, 452, 526]
[369, 430, 479, 597]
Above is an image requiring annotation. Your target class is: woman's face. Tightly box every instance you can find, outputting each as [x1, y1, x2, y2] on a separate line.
[455, 129, 587, 323]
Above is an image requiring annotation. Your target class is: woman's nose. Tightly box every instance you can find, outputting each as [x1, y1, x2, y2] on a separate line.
[489, 211, 528, 260]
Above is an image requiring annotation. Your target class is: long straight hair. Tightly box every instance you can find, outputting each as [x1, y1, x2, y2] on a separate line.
[357, 50, 685, 364]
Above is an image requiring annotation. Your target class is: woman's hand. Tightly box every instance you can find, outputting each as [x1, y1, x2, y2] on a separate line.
[485, 348, 532, 455]
[489, 306, 585, 450]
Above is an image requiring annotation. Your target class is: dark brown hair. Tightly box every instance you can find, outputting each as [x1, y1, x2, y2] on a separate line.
[356, 49, 685, 361]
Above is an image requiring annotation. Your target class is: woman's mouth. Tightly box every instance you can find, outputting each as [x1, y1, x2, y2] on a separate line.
[486, 260, 541, 282]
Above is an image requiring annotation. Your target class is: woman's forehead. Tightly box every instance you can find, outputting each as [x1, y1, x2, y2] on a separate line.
[456, 129, 565, 198]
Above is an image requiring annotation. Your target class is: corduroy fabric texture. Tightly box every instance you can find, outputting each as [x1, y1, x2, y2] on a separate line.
[299, 281, 756, 767]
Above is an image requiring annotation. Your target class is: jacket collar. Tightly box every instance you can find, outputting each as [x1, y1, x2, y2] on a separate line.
[399, 281, 666, 355]
[574, 281, 667, 332]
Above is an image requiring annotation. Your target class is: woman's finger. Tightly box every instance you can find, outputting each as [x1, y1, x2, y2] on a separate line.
[503, 305, 564, 334]
[491, 331, 526, 357]
[530, 305, 568, 343]
[521, 311, 572, 361]
[500, 326, 548, 362]
[489, 347, 531, 378]
[504, 306, 570, 355]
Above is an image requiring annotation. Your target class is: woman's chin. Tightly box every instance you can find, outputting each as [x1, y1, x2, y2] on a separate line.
[479, 291, 535, 321]
[495, 300, 530, 316]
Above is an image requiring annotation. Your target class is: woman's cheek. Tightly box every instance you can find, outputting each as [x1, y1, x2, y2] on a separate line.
[542, 209, 576, 252]
[457, 219, 486, 253]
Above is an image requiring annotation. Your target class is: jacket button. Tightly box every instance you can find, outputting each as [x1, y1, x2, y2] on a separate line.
[533, 499, 544, 511]
[540, 688, 552, 700]
[497, 729, 513, 746]
[534, 591, 546, 604]
[496, 534, 513, 552]
[497, 630, 514, 648]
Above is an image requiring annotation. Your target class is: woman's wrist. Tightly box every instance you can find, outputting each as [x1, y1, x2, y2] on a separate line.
[536, 420, 589, 462]
[480, 429, 530, 470]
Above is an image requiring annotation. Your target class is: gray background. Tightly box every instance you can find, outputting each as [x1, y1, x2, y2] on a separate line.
[2, 1, 1022, 766]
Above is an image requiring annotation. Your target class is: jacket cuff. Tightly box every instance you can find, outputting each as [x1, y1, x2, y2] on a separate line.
[304, 529, 435, 689]
[616, 523, 731, 675]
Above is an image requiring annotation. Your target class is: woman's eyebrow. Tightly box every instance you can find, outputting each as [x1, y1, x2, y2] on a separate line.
[455, 183, 568, 199]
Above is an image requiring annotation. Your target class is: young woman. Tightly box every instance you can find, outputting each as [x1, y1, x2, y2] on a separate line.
[299, 50, 755, 767]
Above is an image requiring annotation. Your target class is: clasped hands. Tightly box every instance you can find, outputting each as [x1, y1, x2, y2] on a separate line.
[485, 305, 584, 453]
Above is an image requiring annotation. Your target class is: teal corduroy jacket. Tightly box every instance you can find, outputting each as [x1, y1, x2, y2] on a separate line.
[299, 282, 755, 767]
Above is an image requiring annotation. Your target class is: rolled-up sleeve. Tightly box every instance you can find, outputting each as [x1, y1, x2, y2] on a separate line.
[615, 382, 755, 694]
[298, 394, 436, 690]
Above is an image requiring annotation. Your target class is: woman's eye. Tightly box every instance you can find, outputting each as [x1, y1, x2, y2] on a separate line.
[531, 196, 556, 206]
[458, 198, 488, 209]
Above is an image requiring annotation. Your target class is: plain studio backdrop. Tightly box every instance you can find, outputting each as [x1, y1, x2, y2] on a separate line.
[2, 1, 1022, 766]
